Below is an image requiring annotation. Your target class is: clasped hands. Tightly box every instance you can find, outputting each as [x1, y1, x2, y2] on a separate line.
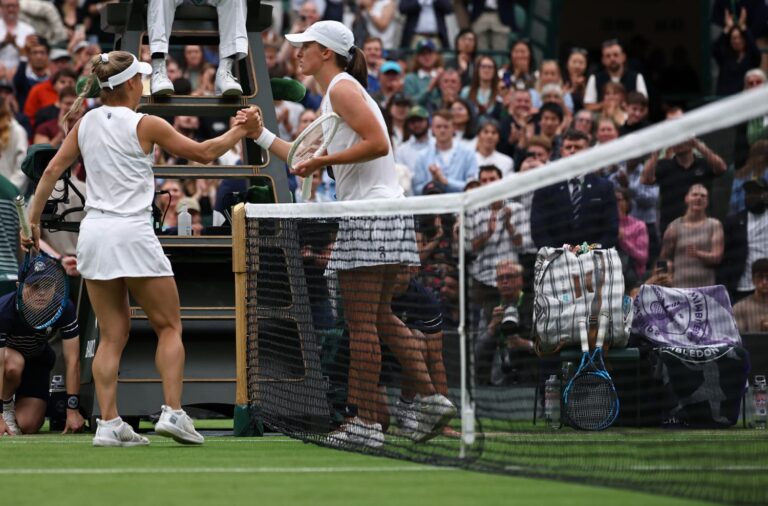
[234, 106, 264, 138]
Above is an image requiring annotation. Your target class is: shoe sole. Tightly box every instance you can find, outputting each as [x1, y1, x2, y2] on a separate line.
[217, 88, 243, 97]
[155, 421, 204, 445]
[151, 87, 174, 96]
[412, 406, 458, 444]
[92, 437, 149, 447]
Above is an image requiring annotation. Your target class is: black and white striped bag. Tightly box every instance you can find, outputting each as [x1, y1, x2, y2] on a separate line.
[533, 247, 631, 353]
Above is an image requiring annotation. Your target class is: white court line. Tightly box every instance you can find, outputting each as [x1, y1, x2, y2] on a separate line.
[0, 438, 300, 444]
[505, 465, 768, 472]
[0, 466, 454, 475]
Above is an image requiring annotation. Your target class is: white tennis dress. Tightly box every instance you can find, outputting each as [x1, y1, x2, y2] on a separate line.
[76, 106, 173, 280]
[322, 72, 420, 271]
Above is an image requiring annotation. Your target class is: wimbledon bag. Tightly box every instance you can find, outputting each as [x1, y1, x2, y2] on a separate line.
[631, 284, 741, 347]
[533, 247, 631, 353]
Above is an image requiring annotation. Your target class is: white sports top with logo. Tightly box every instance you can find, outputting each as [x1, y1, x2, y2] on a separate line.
[78, 105, 154, 216]
[321, 72, 403, 201]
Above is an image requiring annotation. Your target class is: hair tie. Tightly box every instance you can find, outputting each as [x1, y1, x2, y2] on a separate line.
[100, 53, 109, 64]
[347, 46, 356, 64]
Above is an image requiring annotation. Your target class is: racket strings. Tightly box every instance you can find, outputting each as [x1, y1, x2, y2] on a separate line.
[565, 373, 618, 430]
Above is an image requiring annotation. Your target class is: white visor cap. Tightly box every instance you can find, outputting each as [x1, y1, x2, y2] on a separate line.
[99, 55, 152, 89]
[285, 21, 354, 58]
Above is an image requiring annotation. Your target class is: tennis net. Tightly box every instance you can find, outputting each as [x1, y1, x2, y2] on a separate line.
[234, 86, 768, 505]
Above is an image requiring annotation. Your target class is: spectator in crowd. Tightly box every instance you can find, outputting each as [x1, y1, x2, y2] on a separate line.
[384, 92, 412, 147]
[640, 111, 727, 235]
[612, 156, 660, 271]
[572, 109, 594, 141]
[157, 179, 185, 231]
[475, 118, 513, 176]
[467, 165, 524, 313]
[0, 284, 84, 435]
[398, 0, 452, 49]
[531, 60, 573, 112]
[20, 0, 69, 45]
[659, 184, 724, 289]
[584, 39, 647, 114]
[0, 99, 27, 193]
[446, 28, 476, 87]
[403, 39, 443, 106]
[470, 0, 518, 52]
[424, 66, 460, 113]
[460, 55, 500, 119]
[412, 109, 477, 194]
[601, 81, 627, 126]
[438, 267, 460, 330]
[371, 59, 404, 107]
[563, 47, 588, 112]
[712, 7, 761, 97]
[595, 116, 620, 146]
[0, 0, 35, 77]
[497, 87, 532, 161]
[719, 180, 768, 303]
[449, 97, 477, 150]
[0, 78, 30, 136]
[730, 139, 768, 214]
[615, 186, 648, 286]
[619, 91, 650, 136]
[55, 0, 88, 40]
[414, 210, 455, 291]
[474, 259, 534, 386]
[733, 258, 768, 333]
[24, 66, 76, 126]
[531, 101, 564, 159]
[147, 0, 248, 96]
[500, 39, 536, 90]
[539, 83, 572, 131]
[32, 85, 80, 146]
[396, 105, 432, 175]
[531, 129, 618, 249]
[181, 44, 205, 90]
[732, 68, 768, 170]
[359, 2, 397, 53]
[13, 35, 49, 112]
[362, 36, 384, 92]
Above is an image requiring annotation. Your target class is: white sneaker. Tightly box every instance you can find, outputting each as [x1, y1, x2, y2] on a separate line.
[93, 418, 150, 447]
[215, 58, 242, 96]
[154, 405, 204, 445]
[327, 416, 384, 449]
[393, 398, 418, 435]
[2, 399, 20, 435]
[151, 58, 174, 96]
[411, 394, 457, 443]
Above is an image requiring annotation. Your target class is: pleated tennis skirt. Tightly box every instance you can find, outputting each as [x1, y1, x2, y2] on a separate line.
[76, 210, 173, 280]
[326, 215, 420, 271]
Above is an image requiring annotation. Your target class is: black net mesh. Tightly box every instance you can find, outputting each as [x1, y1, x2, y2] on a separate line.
[239, 91, 768, 506]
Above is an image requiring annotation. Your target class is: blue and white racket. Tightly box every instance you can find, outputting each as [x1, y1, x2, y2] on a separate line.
[14, 196, 69, 330]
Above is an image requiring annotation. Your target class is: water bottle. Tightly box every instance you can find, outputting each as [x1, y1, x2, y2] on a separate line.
[753, 375, 767, 430]
[177, 205, 192, 236]
[544, 374, 561, 429]
[48, 375, 66, 431]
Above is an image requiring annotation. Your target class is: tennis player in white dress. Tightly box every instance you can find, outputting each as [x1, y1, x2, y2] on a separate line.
[238, 21, 456, 447]
[24, 50, 261, 447]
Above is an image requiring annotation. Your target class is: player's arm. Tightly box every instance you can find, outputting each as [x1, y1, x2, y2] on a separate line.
[317, 81, 390, 168]
[138, 115, 254, 164]
[61, 335, 84, 433]
[27, 122, 82, 245]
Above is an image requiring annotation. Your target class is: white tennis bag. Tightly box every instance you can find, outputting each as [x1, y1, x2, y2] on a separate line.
[533, 247, 632, 353]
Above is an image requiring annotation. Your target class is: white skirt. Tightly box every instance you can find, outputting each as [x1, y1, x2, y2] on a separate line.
[77, 211, 173, 280]
[327, 215, 420, 271]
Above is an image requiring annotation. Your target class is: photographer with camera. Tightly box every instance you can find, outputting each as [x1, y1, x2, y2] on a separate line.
[474, 259, 534, 386]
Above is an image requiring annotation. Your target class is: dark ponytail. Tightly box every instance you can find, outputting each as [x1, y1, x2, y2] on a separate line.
[334, 46, 368, 88]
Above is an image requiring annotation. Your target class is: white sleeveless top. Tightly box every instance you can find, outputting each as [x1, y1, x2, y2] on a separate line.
[321, 73, 403, 201]
[77, 106, 155, 216]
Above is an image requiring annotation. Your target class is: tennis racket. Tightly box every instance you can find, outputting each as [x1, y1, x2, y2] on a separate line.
[14, 196, 69, 330]
[563, 315, 618, 430]
[591, 311, 620, 428]
[287, 112, 340, 202]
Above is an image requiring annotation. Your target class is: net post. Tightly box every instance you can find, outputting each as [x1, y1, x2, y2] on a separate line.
[233, 203, 260, 435]
[458, 206, 475, 455]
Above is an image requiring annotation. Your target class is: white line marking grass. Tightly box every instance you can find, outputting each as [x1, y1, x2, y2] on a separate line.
[0, 466, 455, 475]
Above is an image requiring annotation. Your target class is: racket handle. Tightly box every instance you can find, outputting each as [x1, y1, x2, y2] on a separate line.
[14, 195, 31, 238]
[301, 175, 313, 202]
[578, 317, 589, 353]
[596, 311, 609, 348]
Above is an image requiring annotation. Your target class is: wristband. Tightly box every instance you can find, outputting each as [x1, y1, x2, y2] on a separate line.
[66, 394, 80, 410]
[253, 128, 276, 150]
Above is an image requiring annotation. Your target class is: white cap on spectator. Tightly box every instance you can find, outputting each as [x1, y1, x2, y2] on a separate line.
[285, 21, 354, 58]
[50, 48, 72, 61]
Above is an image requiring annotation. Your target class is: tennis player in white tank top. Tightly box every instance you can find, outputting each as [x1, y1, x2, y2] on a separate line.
[24, 50, 261, 447]
[239, 21, 456, 446]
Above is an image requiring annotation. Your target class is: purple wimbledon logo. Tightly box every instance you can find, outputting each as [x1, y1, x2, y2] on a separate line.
[632, 285, 740, 347]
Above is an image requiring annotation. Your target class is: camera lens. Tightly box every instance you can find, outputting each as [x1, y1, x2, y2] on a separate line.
[501, 305, 520, 333]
